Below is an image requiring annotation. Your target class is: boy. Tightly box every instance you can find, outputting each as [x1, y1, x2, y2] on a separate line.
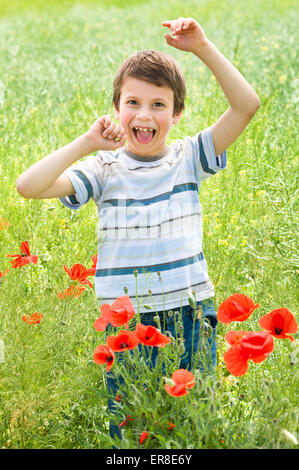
[17, 17, 260, 440]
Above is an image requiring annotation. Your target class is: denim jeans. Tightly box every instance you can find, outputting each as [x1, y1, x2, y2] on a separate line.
[105, 297, 217, 442]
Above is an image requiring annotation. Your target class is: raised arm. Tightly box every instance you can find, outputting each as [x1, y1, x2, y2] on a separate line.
[162, 18, 260, 155]
[16, 115, 126, 199]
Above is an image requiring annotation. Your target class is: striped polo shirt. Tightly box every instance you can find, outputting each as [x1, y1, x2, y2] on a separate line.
[60, 127, 227, 313]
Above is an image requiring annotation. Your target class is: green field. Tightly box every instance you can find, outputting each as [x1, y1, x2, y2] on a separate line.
[0, 0, 298, 449]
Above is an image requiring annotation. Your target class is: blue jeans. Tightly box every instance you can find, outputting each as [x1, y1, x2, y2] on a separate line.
[105, 298, 217, 442]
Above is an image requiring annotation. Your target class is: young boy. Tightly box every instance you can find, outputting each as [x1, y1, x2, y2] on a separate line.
[17, 17, 260, 440]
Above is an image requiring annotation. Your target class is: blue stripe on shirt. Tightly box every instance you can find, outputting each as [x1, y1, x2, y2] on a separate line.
[199, 135, 216, 175]
[73, 169, 94, 200]
[102, 182, 198, 207]
[95, 252, 204, 277]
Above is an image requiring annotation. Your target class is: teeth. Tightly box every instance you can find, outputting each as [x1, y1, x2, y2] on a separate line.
[134, 127, 154, 132]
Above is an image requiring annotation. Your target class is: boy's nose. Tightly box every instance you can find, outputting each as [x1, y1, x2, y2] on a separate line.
[136, 107, 152, 120]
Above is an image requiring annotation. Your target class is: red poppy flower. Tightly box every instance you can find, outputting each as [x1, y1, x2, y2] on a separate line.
[139, 431, 149, 445]
[224, 331, 274, 376]
[57, 284, 86, 299]
[0, 269, 10, 279]
[225, 330, 248, 345]
[119, 415, 133, 428]
[217, 293, 260, 324]
[167, 422, 176, 430]
[259, 308, 297, 341]
[164, 369, 195, 397]
[88, 254, 97, 276]
[6, 241, 38, 268]
[63, 264, 93, 288]
[22, 312, 44, 324]
[93, 344, 115, 372]
[94, 296, 135, 332]
[106, 330, 139, 352]
[135, 323, 171, 347]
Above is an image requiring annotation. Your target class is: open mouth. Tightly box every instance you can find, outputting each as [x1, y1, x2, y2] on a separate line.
[132, 126, 156, 144]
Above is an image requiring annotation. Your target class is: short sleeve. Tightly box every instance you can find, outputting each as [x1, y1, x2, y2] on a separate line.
[59, 154, 103, 210]
[182, 126, 227, 182]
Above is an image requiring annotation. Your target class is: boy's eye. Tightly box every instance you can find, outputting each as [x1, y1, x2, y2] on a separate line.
[127, 99, 138, 105]
[153, 102, 165, 108]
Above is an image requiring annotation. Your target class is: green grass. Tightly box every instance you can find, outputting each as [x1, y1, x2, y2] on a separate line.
[0, 0, 298, 449]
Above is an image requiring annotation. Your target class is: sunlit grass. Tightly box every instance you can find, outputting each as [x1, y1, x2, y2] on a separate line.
[0, 0, 298, 449]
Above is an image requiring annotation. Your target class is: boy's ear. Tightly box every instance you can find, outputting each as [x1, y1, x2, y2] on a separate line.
[172, 109, 183, 125]
[113, 104, 120, 121]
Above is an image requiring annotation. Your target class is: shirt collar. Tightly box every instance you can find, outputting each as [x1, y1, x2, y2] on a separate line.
[122, 146, 170, 162]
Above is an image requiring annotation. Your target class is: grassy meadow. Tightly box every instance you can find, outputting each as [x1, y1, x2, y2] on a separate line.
[0, 0, 298, 449]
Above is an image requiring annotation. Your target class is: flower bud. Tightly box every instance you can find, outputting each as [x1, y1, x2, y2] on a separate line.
[153, 315, 161, 328]
[206, 323, 214, 338]
[209, 403, 215, 414]
[178, 339, 185, 355]
[163, 377, 175, 387]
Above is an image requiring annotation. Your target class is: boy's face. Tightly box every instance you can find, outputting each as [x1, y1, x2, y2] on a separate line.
[114, 77, 182, 156]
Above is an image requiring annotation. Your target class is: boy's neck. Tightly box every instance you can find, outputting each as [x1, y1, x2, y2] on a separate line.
[123, 146, 170, 162]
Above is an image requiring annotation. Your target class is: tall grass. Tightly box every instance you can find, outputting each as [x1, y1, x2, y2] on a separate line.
[0, 0, 298, 449]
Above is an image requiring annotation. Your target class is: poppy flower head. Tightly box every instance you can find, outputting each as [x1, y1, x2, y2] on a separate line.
[139, 431, 149, 445]
[217, 293, 260, 324]
[240, 331, 274, 360]
[93, 344, 115, 372]
[63, 264, 93, 288]
[164, 368, 195, 397]
[106, 330, 139, 352]
[94, 296, 135, 332]
[58, 284, 86, 299]
[224, 331, 274, 376]
[135, 323, 171, 347]
[22, 312, 44, 325]
[7, 241, 38, 268]
[167, 422, 176, 430]
[259, 308, 297, 341]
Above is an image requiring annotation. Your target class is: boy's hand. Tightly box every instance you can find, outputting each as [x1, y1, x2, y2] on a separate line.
[84, 115, 127, 152]
[162, 18, 208, 54]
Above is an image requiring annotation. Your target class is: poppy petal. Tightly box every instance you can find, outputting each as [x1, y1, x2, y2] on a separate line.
[224, 345, 249, 376]
[20, 241, 30, 256]
[93, 345, 115, 372]
[217, 293, 260, 324]
[259, 308, 297, 340]
[93, 316, 109, 332]
[225, 330, 247, 345]
[139, 431, 149, 445]
[164, 383, 188, 397]
[135, 323, 171, 347]
[172, 369, 195, 389]
[240, 331, 274, 359]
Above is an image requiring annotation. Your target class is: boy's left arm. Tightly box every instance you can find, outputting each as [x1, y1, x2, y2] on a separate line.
[162, 18, 260, 155]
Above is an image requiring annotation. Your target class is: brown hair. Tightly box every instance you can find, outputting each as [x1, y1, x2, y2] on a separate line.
[112, 50, 186, 116]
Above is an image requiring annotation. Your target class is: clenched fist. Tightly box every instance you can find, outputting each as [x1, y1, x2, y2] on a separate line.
[84, 115, 127, 152]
